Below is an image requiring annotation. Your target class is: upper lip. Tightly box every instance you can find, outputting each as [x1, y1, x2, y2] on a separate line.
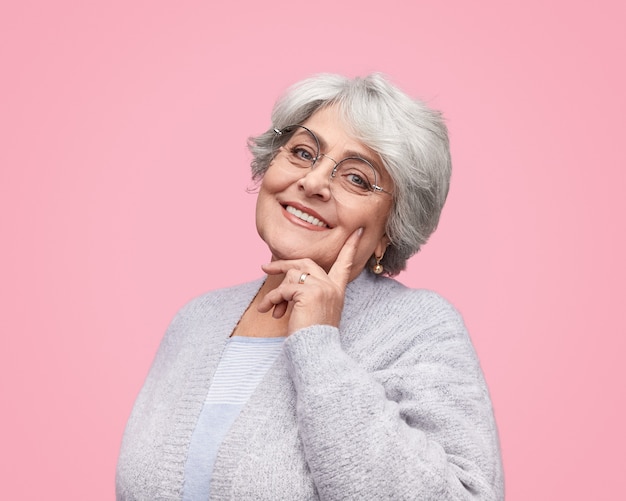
[281, 201, 333, 228]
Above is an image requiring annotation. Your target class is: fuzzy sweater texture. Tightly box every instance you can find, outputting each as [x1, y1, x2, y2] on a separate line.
[116, 271, 504, 500]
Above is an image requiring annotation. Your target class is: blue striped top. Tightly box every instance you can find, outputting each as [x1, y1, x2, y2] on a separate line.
[182, 336, 285, 500]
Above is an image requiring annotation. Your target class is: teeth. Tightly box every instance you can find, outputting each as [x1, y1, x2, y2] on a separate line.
[286, 206, 328, 228]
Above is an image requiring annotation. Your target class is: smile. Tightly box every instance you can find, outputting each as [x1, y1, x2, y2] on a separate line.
[284, 205, 329, 228]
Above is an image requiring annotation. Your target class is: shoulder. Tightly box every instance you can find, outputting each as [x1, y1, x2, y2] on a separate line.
[172, 278, 265, 322]
[346, 272, 465, 332]
[156, 278, 264, 351]
[344, 272, 479, 372]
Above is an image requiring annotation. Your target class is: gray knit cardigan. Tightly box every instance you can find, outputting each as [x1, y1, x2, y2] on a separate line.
[116, 271, 504, 500]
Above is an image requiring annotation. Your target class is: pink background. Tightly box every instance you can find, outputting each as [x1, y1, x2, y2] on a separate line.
[1, 1, 624, 499]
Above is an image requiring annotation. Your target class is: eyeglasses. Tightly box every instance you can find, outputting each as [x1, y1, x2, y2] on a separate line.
[272, 125, 393, 203]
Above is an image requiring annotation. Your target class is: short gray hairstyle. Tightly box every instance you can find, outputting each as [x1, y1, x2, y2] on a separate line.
[248, 73, 451, 276]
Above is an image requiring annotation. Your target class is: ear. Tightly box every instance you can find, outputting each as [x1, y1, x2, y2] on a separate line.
[374, 234, 391, 260]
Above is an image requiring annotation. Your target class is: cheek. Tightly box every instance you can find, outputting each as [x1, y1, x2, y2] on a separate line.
[255, 174, 281, 216]
[259, 163, 294, 193]
[362, 200, 392, 236]
[255, 185, 275, 235]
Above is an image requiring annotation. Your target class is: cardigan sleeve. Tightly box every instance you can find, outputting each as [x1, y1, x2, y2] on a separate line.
[282, 289, 504, 500]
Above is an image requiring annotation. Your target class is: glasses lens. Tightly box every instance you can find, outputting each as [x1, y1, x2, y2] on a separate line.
[274, 126, 319, 169]
[332, 159, 379, 200]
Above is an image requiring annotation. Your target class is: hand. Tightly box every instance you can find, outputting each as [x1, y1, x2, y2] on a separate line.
[257, 227, 363, 335]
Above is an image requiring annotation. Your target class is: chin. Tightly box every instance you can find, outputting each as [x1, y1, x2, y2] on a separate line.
[268, 246, 330, 269]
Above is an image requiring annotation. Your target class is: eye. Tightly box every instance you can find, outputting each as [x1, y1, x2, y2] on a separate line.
[290, 145, 315, 163]
[284, 134, 318, 166]
[346, 173, 368, 188]
[335, 160, 376, 192]
[340, 170, 374, 192]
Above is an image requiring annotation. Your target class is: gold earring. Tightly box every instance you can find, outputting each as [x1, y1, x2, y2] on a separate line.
[372, 256, 384, 274]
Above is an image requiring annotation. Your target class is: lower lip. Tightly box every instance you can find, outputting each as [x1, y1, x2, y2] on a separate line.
[281, 206, 329, 231]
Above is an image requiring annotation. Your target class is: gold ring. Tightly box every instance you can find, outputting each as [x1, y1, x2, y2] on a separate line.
[298, 272, 309, 284]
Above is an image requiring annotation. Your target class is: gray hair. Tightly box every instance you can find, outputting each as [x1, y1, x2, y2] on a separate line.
[248, 73, 451, 276]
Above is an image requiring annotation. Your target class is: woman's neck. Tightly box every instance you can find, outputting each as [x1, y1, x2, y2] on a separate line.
[230, 274, 290, 338]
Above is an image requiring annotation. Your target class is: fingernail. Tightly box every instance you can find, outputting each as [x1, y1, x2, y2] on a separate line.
[357, 227, 364, 236]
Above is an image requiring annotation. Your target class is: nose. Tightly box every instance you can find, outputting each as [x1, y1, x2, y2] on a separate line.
[296, 155, 337, 200]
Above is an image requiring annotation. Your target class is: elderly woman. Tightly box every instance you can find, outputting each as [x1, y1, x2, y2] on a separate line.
[116, 74, 503, 500]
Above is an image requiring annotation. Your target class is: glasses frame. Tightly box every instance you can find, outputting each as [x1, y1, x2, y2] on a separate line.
[272, 125, 393, 196]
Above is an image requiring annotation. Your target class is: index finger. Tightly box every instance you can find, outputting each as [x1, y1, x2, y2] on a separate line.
[328, 227, 363, 286]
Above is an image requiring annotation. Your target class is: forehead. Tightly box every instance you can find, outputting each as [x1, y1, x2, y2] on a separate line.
[301, 107, 386, 163]
[299, 105, 359, 149]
